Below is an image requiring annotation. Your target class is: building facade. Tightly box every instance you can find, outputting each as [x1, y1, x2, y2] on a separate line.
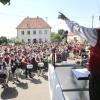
[16, 16, 51, 43]
[67, 32, 85, 43]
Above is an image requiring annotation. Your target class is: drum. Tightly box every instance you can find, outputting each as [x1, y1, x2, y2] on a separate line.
[27, 64, 33, 69]
[0, 70, 9, 84]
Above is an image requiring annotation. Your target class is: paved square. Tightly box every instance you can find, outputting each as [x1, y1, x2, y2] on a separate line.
[0, 73, 50, 100]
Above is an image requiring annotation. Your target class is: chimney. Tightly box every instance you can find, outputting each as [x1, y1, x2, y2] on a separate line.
[37, 16, 39, 18]
[27, 16, 29, 19]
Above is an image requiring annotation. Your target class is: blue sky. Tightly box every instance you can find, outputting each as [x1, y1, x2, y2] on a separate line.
[0, 0, 100, 38]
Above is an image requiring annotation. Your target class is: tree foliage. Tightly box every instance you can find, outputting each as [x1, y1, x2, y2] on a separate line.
[58, 29, 65, 39]
[0, 0, 10, 5]
[58, 29, 64, 35]
[0, 36, 8, 45]
[8, 37, 24, 45]
[51, 32, 62, 43]
[51, 29, 68, 43]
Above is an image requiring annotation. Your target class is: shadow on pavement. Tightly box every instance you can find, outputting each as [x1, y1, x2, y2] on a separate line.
[19, 74, 26, 80]
[15, 82, 28, 89]
[41, 74, 48, 81]
[1, 87, 18, 100]
[30, 78, 42, 84]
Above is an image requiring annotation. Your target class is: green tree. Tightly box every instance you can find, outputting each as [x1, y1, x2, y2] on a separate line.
[51, 32, 62, 43]
[58, 29, 65, 40]
[22, 39, 25, 44]
[58, 29, 64, 35]
[7, 38, 13, 43]
[0, 0, 10, 5]
[0, 36, 8, 45]
[8, 37, 24, 45]
[14, 38, 23, 45]
[51, 32, 56, 42]
[51, 29, 68, 43]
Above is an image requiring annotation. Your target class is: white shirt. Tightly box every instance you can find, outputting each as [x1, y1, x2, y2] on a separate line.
[65, 19, 98, 47]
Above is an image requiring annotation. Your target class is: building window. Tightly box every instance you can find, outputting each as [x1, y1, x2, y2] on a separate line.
[44, 30, 47, 34]
[21, 31, 24, 35]
[27, 30, 30, 35]
[33, 30, 36, 34]
[39, 30, 42, 34]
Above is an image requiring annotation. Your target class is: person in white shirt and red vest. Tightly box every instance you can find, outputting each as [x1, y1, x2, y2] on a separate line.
[58, 12, 100, 100]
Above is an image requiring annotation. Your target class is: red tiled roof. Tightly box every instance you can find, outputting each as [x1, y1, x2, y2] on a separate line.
[17, 16, 51, 29]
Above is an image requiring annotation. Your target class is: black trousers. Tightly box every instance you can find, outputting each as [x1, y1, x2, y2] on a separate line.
[25, 68, 32, 78]
[89, 72, 100, 100]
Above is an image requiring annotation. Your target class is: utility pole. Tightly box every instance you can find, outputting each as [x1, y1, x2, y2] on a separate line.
[92, 16, 94, 28]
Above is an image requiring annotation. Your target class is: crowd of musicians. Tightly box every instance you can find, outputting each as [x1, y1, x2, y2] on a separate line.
[0, 42, 90, 87]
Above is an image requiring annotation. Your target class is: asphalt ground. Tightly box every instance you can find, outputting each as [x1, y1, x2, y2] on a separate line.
[0, 71, 50, 100]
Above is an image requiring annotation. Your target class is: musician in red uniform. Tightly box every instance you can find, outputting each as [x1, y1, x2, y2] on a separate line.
[24, 55, 32, 78]
[58, 12, 100, 100]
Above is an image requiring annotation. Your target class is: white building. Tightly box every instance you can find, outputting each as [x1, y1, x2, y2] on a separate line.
[67, 32, 85, 43]
[16, 16, 51, 43]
